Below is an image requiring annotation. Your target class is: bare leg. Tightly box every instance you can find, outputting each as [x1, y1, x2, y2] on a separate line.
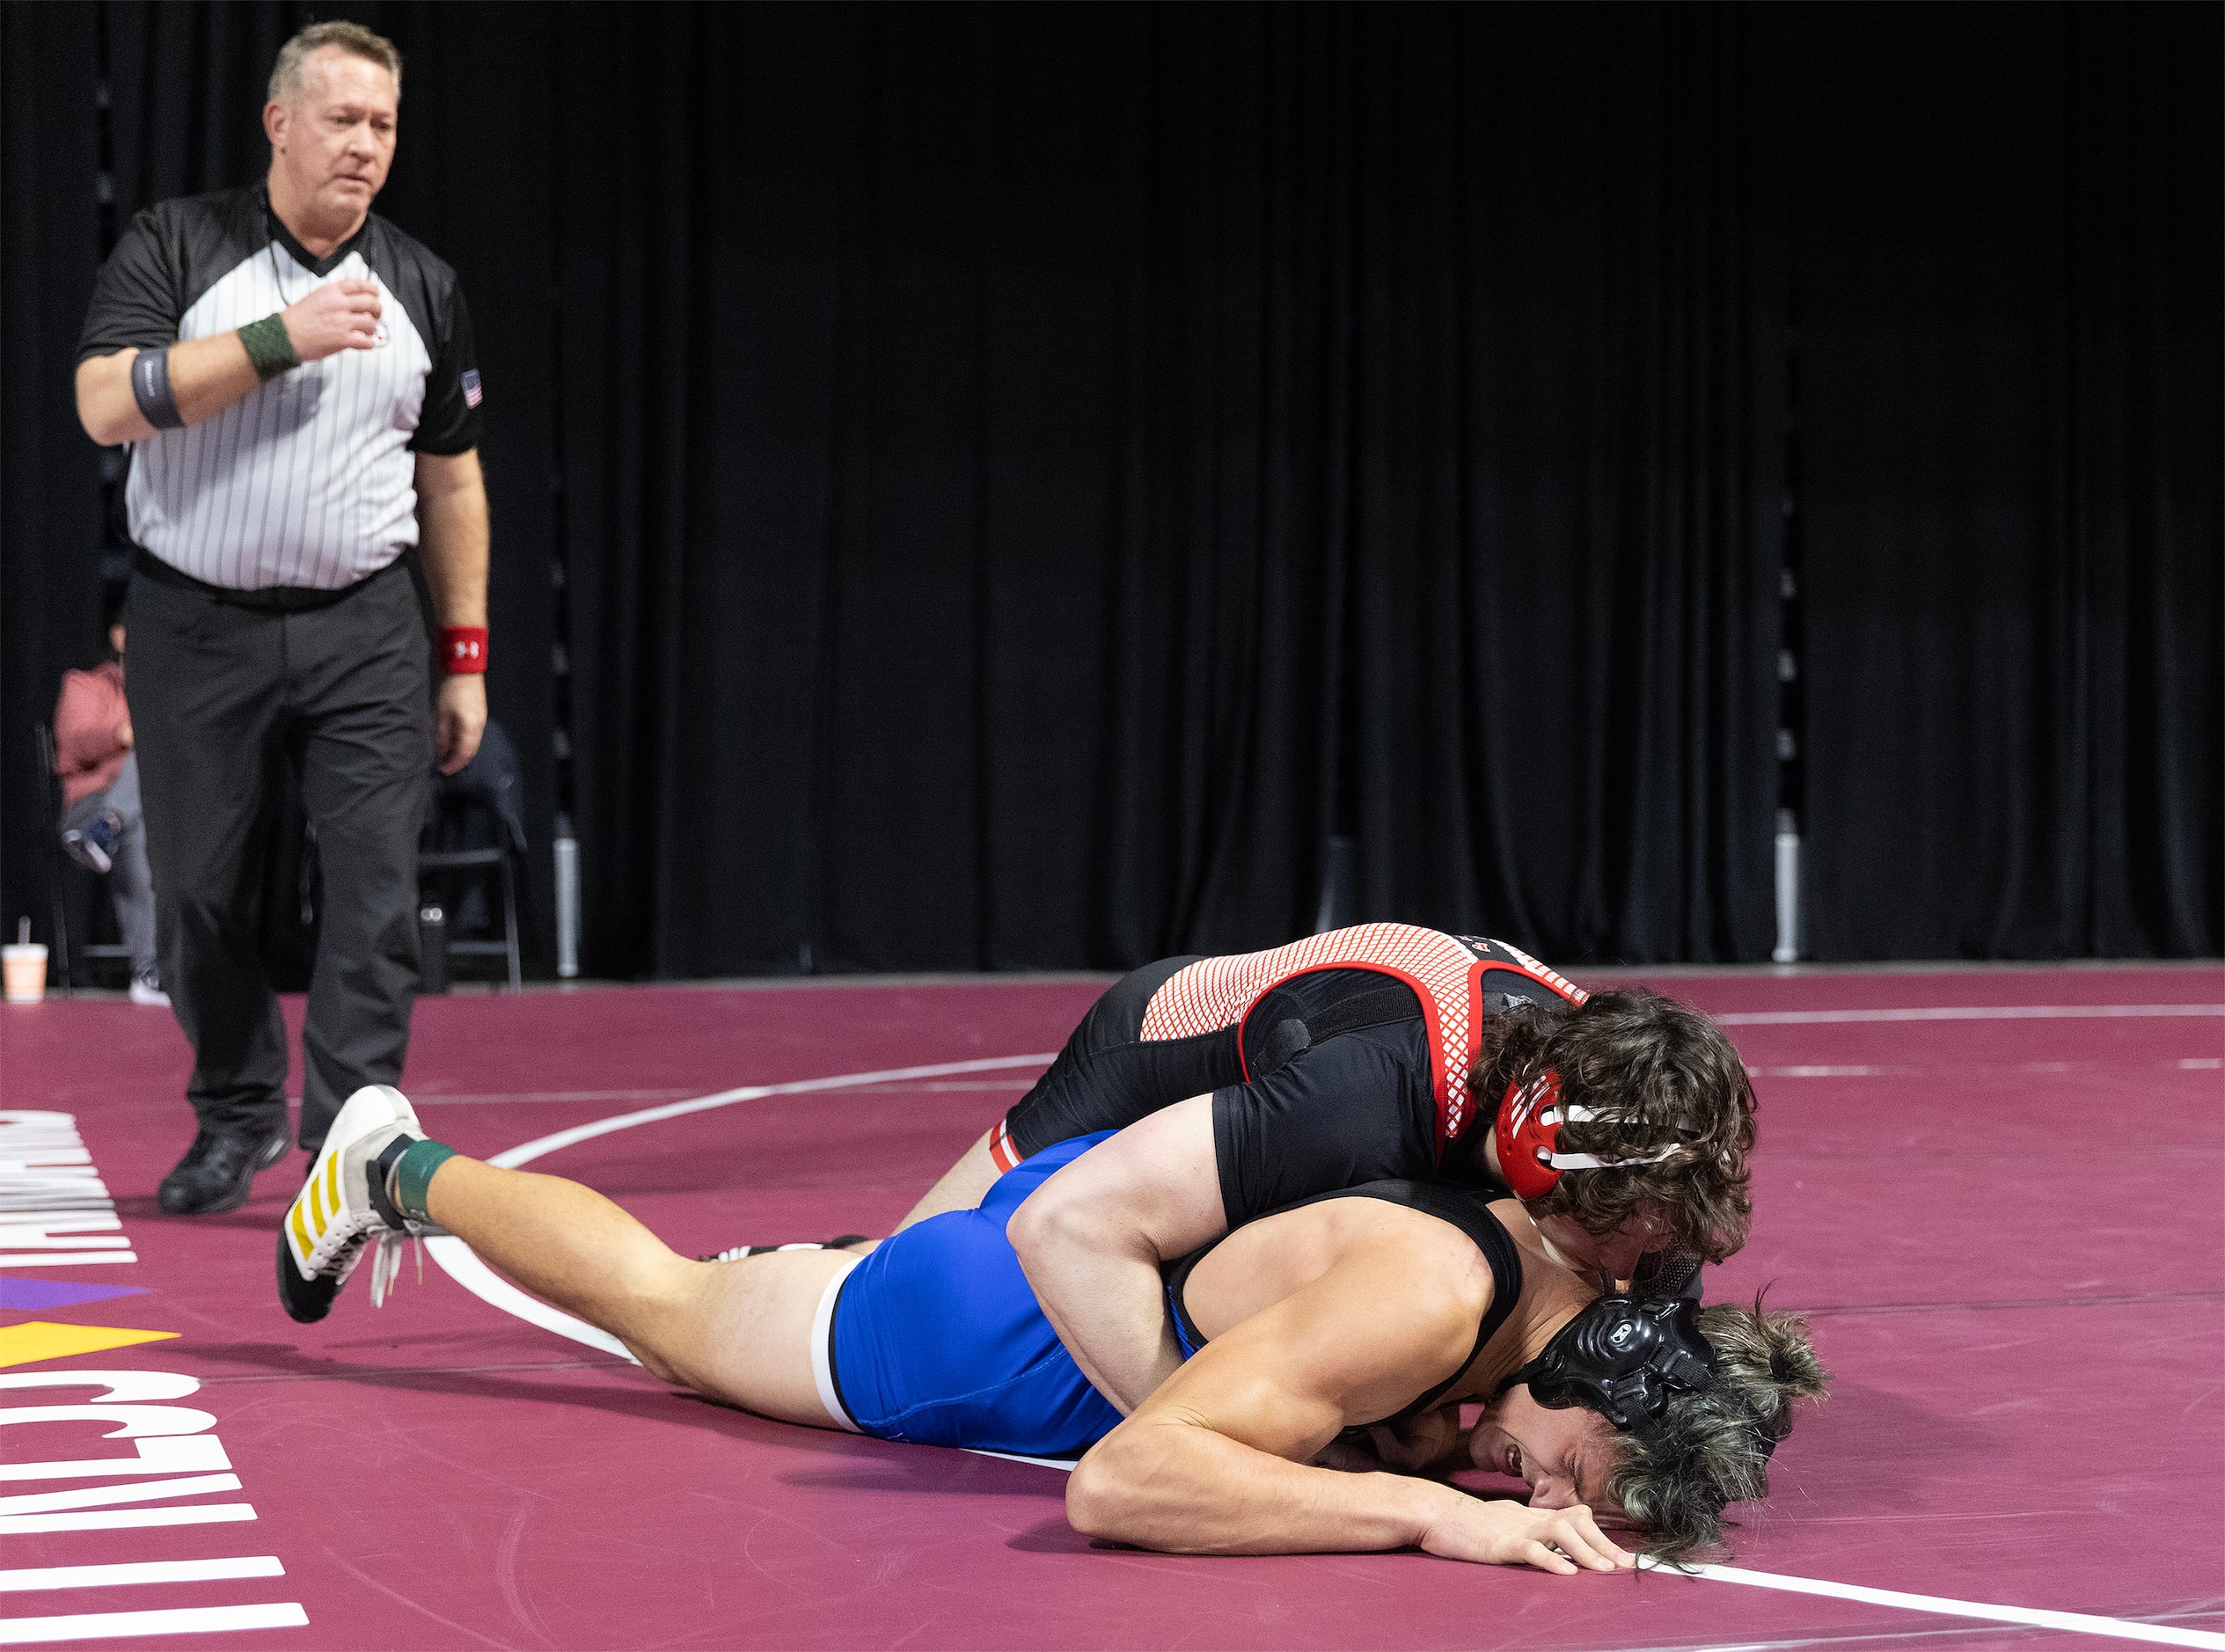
[422, 1156, 853, 1428]
[896, 1126, 999, 1229]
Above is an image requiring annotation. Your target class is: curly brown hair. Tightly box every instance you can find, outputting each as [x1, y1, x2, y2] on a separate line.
[1468, 989, 1756, 1263]
[1607, 1299, 1828, 1563]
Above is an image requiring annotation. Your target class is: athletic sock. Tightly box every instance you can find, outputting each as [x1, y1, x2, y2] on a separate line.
[390, 1138, 459, 1221]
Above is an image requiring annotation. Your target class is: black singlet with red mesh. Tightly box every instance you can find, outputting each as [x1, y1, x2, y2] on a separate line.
[999, 929, 1582, 1226]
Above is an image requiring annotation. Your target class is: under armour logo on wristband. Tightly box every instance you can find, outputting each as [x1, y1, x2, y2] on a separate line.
[439, 627, 487, 673]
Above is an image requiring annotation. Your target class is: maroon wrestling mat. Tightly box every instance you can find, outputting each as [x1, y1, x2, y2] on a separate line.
[4, 967, 2221, 1649]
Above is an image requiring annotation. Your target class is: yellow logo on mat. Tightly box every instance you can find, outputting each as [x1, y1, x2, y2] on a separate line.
[0, 1320, 179, 1368]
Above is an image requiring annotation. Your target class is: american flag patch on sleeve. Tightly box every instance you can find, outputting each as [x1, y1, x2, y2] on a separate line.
[462, 369, 483, 408]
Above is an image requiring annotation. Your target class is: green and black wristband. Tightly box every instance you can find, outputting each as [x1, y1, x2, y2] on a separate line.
[237, 313, 300, 381]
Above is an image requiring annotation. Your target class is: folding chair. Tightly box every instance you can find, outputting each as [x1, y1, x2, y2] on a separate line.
[418, 720, 525, 991]
[34, 723, 135, 995]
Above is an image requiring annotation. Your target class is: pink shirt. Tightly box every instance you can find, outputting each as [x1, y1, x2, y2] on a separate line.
[53, 662, 129, 808]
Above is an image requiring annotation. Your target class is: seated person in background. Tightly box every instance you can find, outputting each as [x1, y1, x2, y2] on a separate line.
[52, 610, 166, 1006]
[280, 1085, 1823, 1568]
[900, 925, 1756, 1413]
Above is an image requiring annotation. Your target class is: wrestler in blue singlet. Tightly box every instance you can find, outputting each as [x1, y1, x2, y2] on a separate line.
[824, 1131, 1522, 1462]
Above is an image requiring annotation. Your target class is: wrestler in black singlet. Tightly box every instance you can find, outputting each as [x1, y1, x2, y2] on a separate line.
[1003, 951, 1574, 1227]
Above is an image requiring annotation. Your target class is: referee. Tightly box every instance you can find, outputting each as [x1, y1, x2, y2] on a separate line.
[73, 22, 489, 1215]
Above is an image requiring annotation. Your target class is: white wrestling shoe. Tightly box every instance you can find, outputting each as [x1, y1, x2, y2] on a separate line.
[277, 1085, 435, 1325]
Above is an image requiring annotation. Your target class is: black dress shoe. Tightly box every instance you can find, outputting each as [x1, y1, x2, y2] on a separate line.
[157, 1127, 291, 1216]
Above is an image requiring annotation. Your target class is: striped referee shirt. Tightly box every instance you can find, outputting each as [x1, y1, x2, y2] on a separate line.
[77, 185, 482, 592]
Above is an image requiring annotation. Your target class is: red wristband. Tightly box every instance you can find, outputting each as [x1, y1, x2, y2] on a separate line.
[439, 626, 488, 674]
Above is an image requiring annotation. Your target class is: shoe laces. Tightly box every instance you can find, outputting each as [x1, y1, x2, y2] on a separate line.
[367, 1230, 427, 1308]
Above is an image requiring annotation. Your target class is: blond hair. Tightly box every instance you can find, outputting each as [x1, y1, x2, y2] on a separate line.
[1607, 1299, 1828, 1562]
[268, 21, 402, 106]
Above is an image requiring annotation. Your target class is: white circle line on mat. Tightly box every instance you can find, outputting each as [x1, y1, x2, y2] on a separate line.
[423, 1049, 2221, 1651]
[1640, 1560, 2225, 1650]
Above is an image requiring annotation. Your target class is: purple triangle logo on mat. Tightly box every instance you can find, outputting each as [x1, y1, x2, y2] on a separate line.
[0, 1277, 151, 1312]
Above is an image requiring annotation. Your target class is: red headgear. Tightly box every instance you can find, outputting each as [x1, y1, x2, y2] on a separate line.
[1494, 1071, 1677, 1202]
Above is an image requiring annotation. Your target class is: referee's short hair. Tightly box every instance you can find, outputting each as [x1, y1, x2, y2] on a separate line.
[268, 20, 402, 106]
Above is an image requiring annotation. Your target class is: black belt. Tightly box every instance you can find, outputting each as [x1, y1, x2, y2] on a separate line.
[130, 546, 403, 614]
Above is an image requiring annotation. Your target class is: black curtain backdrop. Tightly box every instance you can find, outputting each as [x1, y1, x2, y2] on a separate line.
[1794, 4, 2224, 959]
[3, 3, 106, 968]
[1343, 5, 1787, 963]
[4, 3, 2216, 979]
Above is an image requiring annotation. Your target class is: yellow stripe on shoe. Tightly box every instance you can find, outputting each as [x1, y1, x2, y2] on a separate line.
[289, 1199, 315, 1266]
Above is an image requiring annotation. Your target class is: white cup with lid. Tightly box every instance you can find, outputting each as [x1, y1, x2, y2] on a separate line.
[4, 917, 49, 1004]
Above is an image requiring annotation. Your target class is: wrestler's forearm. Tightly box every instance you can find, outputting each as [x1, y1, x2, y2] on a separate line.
[1028, 1241, 1185, 1415]
[1069, 1417, 1443, 1555]
[1070, 1418, 1628, 1572]
[1009, 1096, 1226, 1414]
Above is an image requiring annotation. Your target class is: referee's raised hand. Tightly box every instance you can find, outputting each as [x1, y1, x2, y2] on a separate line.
[282, 279, 383, 361]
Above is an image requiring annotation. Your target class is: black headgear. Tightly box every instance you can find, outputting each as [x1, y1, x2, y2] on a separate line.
[1504, 1294, 1716, 1440]
[1504, 1294, 1793, 1463]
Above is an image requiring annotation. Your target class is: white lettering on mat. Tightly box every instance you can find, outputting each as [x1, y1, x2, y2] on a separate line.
[0, 1376, 306, 1634]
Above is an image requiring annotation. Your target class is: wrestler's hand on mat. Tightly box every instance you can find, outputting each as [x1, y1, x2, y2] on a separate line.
[1416, 1491, 1634, 1574]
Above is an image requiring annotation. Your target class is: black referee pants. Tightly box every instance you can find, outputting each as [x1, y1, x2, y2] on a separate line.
[129, 559, 432, 1155]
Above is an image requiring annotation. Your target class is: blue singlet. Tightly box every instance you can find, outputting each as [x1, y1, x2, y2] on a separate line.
[827, 1132, 1126, 1458]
